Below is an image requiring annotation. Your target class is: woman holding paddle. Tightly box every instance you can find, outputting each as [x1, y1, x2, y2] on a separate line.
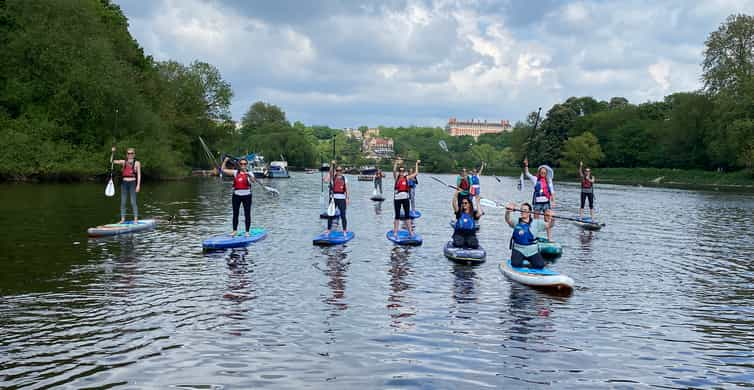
[505, 202, 551, 269]
[579, 161, 596, 221]
[392, 159, 420, 237]
[523, 158, 555, 219]
[325, 161, 350, 236]
[112, 147, 141, 224]
[221, 156, 257, 237]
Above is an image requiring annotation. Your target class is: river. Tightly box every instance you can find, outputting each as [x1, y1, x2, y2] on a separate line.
[1, 173, 752, 388]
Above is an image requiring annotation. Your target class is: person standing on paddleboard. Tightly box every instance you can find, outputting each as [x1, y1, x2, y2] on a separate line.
[408, 168, 419, 213]
[221, 157, 256, 237]
[469, 162, 485, 201]
[451, 189, 482, 249]
[392, 159, 420, 237]
[455, 168, 471, 207]
[112, 147, 141, 224]
[505, 202, 549, 269]
[523, 158, 555, 219]
[374, 168, 385, 195]
[325, 162, 350, 235]
[578, 161, 596, 221]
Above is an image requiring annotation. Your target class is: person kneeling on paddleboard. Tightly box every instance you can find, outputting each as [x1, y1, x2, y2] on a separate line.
[392, 159, 420, 237]
[505, 202, 548, 269]
[112, 147, 141, 224]
[523, 159, 555, 218]
[221, 157, 256, 237]
[451, 190, 482, 249]
[326, 162, 350, 235]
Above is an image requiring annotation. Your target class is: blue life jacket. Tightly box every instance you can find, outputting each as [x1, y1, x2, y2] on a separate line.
[470, 175, 480, 185]
[512, 219, 537, 245]
[455, 212, 476, 231]
[408, 178, 416, 188]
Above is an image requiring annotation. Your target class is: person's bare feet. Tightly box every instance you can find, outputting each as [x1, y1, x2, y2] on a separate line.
[230, 230, 237, 236]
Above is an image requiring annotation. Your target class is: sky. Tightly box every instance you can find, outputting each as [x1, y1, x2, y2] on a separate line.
[117, 0, 754, 129]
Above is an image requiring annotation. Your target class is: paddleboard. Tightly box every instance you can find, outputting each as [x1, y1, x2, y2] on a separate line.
[202, 228, 267, 250]
[313, 230, 355, 246]
[538, 239, 563, 260]
[398, 210, 421, 219]
[370, 195, 385, 201]
[499, 260, 574, 293]
[87, 219, 157, 237]
[574, 217, 602, 231]
[443, 241, 486, 265]
[386, 230, 422, 246]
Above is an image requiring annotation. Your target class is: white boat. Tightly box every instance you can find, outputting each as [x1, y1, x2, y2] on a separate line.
[267, 160, 289, 178]
[251, 155, 267, 178]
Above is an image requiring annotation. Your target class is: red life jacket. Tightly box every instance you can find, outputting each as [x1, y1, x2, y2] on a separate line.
[333, 176, 346, 193]
[122, 160, 136, 178]
[233, 171, 251, 190]
[395, 176, 409, 192]
[459, 176, 470, 191]
[536, 176, 551, 198]
[582, 177, 592, 189]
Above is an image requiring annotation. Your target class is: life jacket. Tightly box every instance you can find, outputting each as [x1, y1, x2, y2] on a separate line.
[408, 178, 416, 188]
[512, 219, 537, 246]
[455, 211, 476, 231]
[122, 160, 137, 178]
[533, 176, 551, 203]
[395, 176, 409, 192]
[458, 176, 470, 191]
[470, 175, 480, 185]
[582, 177, 592, 189]
[233, 171, 251, 190]
[333, 175, 346, 194]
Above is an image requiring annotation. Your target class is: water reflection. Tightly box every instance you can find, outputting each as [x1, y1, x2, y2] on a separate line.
[320, 247, 350, 315]
[373, 201, 382, 215]
[387, 247, 415, 329]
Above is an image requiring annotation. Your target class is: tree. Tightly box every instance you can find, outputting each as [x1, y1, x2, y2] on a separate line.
[702, 14, 754, 94]
[560, 132, 604, 172]
[241, 101, 288, 133]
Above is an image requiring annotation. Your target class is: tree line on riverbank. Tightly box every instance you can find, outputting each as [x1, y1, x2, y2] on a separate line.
[1, 1, 752, 182]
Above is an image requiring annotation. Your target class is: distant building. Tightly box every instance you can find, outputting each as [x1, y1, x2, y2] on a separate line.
[343, 128, 363, 140]
[364, 128, 380, 138]
[446, 118, 512, 139]
[363, 137, 394, 159]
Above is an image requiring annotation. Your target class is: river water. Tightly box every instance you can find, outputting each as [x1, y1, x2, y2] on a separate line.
[1, 173, 753, 389]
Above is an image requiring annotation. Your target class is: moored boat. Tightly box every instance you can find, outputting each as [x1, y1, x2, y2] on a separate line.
[267, 160, 290, 178]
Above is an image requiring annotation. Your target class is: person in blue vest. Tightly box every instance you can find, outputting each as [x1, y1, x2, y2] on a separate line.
[221, 156, 257, 237]
[451, 189, 483, 248]
[408, 168, 419, 212]
[469, 162, 485, 201]
[523, 158, 555, 219]
[504, 202, 553, 269]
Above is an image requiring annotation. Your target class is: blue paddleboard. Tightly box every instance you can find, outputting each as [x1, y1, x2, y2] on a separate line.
[313, 230, 355, 246]
[202, 228, 267, 250]
[386, 230, 422, 246]
[398, 210, 421, 219]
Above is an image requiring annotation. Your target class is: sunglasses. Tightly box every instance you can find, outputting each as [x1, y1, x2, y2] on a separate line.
[461, 201, 470, 205]
[127, 152, 135, 155]
[239, 162, 248, 166]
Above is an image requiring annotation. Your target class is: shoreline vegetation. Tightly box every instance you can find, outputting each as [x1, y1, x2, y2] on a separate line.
[1, 3, 753, 193]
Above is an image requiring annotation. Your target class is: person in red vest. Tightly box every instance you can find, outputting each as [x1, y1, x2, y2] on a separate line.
[325, 161, 350, 235]
[112, 147, 141, 224]
[578, 161, 596, 221]
[392, 158, 420, 237]
[221, 157, 257, 237]
[523, 158, 555, 219]
[455, 168, 471, 207]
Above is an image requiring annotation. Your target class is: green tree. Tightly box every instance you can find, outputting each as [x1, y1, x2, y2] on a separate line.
[560, 132, 605, 172]
[702, 14, 754, 93]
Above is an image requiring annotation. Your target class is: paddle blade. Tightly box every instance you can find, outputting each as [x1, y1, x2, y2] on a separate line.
[438, 140, 448, 152]
[327, 199, 336, 216]
[518, 173, 524, 191]
[105, 178, 115, 197]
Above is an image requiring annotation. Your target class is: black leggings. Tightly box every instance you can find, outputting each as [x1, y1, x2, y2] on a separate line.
[452, 230, 478, 249]
[232, 193, 252, 231]
[394, 198, 410, 220]
[580, 192, 594, 209]
[328, 198, 347, 230]
[511, 248, 545, 269]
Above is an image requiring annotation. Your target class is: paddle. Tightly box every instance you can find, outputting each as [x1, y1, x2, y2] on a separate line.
[105, 145, 115, 197]
[438, 139, 448, 152]
[478, 198, 605, 227]
[430, 176, 457, 190]
[198, 136, 220, 175]
[327, 137, 336, 216]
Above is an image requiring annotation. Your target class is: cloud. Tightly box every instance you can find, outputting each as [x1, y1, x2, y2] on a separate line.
[117, 0, 754, 128]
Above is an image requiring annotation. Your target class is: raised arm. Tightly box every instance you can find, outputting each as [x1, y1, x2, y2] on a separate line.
[393, 159, 400, 178]
[504, 202, 517, 228]
[474, 195, 483, 219]
[523, 158, 535, 182]
[221, 157, 236, 176]
[578, 161, 584, 178]
[478, 162, 485, 176]
[407, 160, 420, 179]
[452, 189, 460, 213]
